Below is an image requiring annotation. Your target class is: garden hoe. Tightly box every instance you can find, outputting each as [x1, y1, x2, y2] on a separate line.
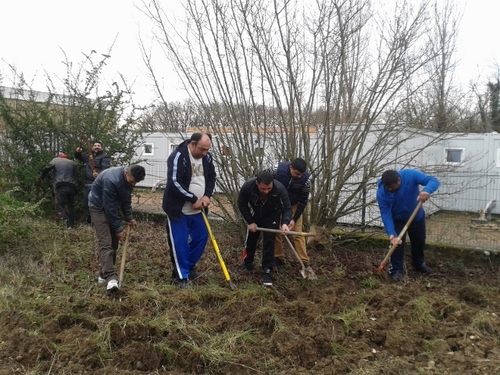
[201, 209, 237, 291]
[377, 201, 423, 273]
[118, 224, 131, 289]
[254, 227, 319, 280]
[255, 226, 330, 246]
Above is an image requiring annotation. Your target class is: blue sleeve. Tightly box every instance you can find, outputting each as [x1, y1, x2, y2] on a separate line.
[377, 187, 397, 237]
[416, 171, 440, 194]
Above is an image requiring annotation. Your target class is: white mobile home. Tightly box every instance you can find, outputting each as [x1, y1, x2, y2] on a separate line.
[133, 132, 184, 189]
[134, 131, 500, 221]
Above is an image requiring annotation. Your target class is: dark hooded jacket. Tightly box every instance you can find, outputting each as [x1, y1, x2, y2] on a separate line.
[237, 177, 292, 225]
[162, 139, 217, 220]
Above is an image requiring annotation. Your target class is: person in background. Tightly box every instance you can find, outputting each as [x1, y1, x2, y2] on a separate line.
[88, 165, 146, 292]
[376, 169, 440, 282]
[75, 141, 111, 225]
[266, 158, 313, 270]
[40, 153, 79, 229]
[162, 133, 217, 289]
[237, 170, 292, 286]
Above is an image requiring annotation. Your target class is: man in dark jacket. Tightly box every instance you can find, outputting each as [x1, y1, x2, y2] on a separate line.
[162, 133, 217, 288]
[40, 153, 79, 229]
[267, 158, 312, 268]
[75, 141, 111, 225]
[237, 170, 292, 286]
[88, 165, 146, 292]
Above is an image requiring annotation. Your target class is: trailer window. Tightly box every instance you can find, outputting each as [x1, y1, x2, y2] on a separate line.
[143, 143, 154, 156]
[445, 148, 463, 164]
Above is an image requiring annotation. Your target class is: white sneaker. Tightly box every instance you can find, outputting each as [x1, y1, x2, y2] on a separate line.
[97, 276, 106, 284]
[106, 279, 119, 292]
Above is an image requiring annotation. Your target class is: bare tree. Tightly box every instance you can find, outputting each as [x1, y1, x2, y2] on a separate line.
[139, 0, 459, 227]
[399, 0, 469, 132]
[137, 100, 203, 133]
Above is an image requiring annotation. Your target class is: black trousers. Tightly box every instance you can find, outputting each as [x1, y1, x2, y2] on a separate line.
[55, 185, 77, 228]
[243, 213, 280, 271]
[390, 218, 426, 274]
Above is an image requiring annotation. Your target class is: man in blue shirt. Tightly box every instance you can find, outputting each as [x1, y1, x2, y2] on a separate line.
[238, 170, 292, 286]
[376, 169, 440, 282]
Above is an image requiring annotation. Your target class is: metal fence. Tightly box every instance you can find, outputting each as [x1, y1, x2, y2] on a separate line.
[336, 172, 500, 252]
[138, 163, 500, 251]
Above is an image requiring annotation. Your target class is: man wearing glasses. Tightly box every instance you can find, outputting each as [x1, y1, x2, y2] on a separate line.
[162, 133, 217, 288]
[88, 164, 146, 292]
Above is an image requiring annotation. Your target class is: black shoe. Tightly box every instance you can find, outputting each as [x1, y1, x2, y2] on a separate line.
[171, 269, 179, 280]
[178, 279, 189, 289]
[239, 263, 254, 273]
[274, 257, 285, 267]
[261, 269, 273, 286]
[414, 263, 432, 273]
[390, 272, 404, 282]
[189, 269, 201, 281]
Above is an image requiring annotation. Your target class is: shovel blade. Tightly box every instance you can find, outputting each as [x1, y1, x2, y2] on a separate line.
[306, 267, 318, 280]
[228, 280, 238, 290]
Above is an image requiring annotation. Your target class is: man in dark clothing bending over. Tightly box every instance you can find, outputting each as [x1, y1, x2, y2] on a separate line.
[237, 170, 292, 286]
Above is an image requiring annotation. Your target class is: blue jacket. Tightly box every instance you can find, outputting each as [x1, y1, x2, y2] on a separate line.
[376, 169, 440, 237]
[162, 139, 217, 220]
[88, 166, 133, 233]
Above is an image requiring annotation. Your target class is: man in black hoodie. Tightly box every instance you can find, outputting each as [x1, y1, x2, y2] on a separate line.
[162, 133, 217, 288]
[237, 170, 292, 286]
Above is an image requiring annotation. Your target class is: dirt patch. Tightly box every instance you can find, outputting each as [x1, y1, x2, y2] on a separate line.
[1, 197, 500, 374]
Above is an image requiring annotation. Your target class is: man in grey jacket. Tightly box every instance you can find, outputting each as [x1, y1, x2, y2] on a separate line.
[88, 165, 146, 292]
[40, 153, 79, 229]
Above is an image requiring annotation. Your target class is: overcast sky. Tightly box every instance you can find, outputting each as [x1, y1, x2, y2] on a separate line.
[1, 0, 498, 107]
